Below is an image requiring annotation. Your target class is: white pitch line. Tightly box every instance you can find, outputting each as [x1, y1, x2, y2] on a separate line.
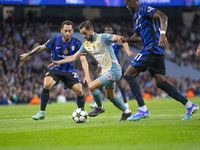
[0, 114, 200, 121]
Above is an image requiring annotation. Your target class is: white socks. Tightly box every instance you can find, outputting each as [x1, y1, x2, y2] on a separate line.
[124, 108, 131, 114]
[139, 105, 147, 112]
[185, 101, 192, 108]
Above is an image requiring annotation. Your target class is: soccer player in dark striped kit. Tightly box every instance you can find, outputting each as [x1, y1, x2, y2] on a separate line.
[122, 0, 199, 121]
[20, 20, 90, 120]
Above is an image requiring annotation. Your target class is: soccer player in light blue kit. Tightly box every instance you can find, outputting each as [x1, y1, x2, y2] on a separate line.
[49, 21, 135, 121]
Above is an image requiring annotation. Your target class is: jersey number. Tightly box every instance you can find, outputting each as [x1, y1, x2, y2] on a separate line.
[135, 53, 142, 61]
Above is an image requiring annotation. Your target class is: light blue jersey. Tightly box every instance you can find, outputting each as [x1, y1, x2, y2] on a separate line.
[79, 33, 122, 88]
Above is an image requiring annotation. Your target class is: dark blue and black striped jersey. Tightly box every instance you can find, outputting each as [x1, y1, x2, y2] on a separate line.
[134, 5, 165, 55]
[45, 36, 82, 72]
[112, 43, 123, 63]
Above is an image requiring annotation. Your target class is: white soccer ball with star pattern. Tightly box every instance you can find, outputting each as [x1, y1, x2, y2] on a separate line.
[72, 108, 87, 123]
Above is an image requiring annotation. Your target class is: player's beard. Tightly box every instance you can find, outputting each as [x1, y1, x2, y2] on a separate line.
[63, 35, 71, 42]
[87, 34, 93, 41]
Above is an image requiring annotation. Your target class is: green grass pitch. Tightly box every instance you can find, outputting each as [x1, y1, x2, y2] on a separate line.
[0, 98, 200, 150]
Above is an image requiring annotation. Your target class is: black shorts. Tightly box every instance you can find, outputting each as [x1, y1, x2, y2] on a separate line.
[45, 70, 80, 89]
[131, 51, 166, 76]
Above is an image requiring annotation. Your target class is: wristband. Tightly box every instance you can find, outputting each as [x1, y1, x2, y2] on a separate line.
[160, 30, 166, 35]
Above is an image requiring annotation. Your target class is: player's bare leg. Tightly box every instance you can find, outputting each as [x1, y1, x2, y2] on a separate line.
[72, 83, 85, 109]
[105, 88, 132, 121]
[153, 74, 199, 120]
[32, 76, 56, 120]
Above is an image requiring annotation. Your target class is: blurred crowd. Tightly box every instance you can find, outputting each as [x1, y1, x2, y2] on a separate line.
[0, 14, 200, 105]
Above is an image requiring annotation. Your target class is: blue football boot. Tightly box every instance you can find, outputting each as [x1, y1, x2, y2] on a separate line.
[128, 109, 150, 121]
[182, 103, 199, 120]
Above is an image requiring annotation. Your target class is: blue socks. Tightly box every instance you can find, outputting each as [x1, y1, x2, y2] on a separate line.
[92, 90, 103, 107]
[110, 96, 127, 111]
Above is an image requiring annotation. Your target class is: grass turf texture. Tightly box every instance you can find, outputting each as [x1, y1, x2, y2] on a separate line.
[0, 98, 200, 150]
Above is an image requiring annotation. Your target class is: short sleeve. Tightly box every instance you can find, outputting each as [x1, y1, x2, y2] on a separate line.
[74, 41, 82, 53]
[45, 38, 54, 50]
[78, 44, 87, 53]
[143, 5, 158, 17]
[101, 33, 115, 45]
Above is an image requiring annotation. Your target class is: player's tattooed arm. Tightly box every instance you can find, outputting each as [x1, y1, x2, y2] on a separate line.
[20, 44, 48, 61]
[153, 10, 168, 50]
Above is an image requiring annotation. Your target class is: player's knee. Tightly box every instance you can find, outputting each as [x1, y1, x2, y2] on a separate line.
[107, 95, 115, 100]
[124, 72, 130, 77]
[75, 89, 83, 97]
[89, 84, 96, 93]
[43, 83, 53, 90]
[153, 74, 165, 84]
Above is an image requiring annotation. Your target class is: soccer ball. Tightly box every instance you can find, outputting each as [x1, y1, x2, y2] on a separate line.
[72, 108, 87, 123]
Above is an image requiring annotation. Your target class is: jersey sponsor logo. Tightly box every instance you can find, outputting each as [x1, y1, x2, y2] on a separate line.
[91, 50, 105, 56]
[58, 55, 68, 59]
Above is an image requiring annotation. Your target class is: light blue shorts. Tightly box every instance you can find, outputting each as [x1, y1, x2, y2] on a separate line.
[98, 68, 122, 89]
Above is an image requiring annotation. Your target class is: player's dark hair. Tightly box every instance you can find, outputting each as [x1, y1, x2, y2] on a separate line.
[105, 25, 113, 30]
[61, 20, 74, 29]
[78, 21, 93, 31]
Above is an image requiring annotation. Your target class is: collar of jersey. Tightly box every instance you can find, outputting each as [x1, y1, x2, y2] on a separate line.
[89, 33, 97, 43]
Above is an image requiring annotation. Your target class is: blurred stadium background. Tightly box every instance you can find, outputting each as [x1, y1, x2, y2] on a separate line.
[0, 0, 200, 105]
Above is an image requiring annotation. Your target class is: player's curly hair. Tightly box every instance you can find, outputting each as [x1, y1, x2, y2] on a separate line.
[78, 21, 93, 31]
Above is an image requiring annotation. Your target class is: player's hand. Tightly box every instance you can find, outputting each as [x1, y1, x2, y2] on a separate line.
[117, 38, 123, 45]
[196, 44, 200, 57]
[20, 53, 29, 61]
[127, 51, 137, 59]
[83, 76, 91, 85]
[159, 34, 168, 50]
[48, 61, 60, 69]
